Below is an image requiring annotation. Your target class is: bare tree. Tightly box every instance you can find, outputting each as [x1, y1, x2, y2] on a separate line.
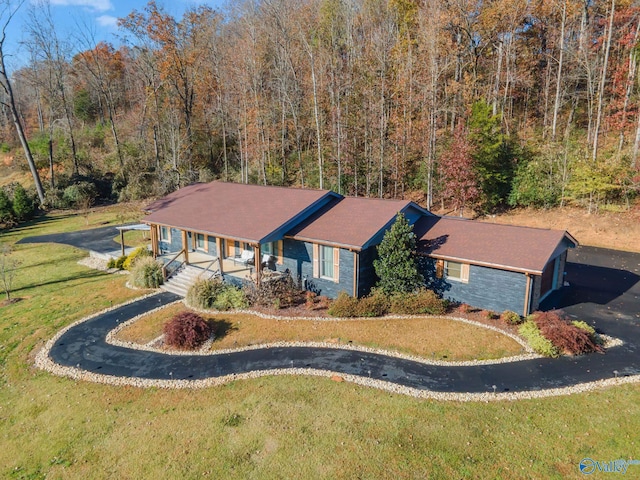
[26, 0, 80, 175]
[0, 243, 19, 301]
[0, 0, 45, 205]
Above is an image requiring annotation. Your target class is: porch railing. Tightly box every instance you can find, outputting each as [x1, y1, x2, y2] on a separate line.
[162, 249, 185, 280]
[199, 257, 222, 280]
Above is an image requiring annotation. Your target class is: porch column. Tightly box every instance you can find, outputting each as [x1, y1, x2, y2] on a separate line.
[523, 273, 532, 317]
[216, 237, 224, 274]
[120, 229, 126, 257]
[352, 251, 359, 297]
[150, 226, 158, 257]
[254, 243, 261, 285]
[181, 230, 189, 264]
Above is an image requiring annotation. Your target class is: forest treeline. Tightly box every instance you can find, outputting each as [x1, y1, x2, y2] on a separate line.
[1, 0, 639, 214]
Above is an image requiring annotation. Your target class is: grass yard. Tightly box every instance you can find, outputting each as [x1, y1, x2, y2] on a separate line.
[1, 204, 639, 479]
[115, 304, 524, 361]
[113, 229, 151, 248]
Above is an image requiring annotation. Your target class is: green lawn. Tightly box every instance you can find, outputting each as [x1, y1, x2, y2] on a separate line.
[1, 207, 639, 479]
[114, 304, 524, 361]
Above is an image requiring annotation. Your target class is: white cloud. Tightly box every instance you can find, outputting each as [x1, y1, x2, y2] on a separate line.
[49, 0, 114, 13]
[96, 15, 118, 28]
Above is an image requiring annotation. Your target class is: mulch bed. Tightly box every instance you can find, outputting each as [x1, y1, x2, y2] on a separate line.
[248, 300, 522, 338]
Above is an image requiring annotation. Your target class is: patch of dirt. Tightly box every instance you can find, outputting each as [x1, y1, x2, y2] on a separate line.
[477, 205, 640, 253]
[0, 297, 23, 307]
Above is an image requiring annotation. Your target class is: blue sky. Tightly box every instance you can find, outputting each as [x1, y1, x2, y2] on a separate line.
[5, 0, 226, 70]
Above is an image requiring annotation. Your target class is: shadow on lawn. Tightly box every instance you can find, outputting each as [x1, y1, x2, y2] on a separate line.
[12, 269, 109, 294]
[210, 319, 237, 341]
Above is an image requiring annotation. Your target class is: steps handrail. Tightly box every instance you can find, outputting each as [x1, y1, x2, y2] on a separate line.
[198, 257, 221, 280]
[162, 249, 185, 280]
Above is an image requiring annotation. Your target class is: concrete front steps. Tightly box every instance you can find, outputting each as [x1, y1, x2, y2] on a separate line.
[161, 264, 219, 297]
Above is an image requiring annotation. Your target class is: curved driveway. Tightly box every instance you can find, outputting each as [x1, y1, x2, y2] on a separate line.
[47, 246, 640, 394]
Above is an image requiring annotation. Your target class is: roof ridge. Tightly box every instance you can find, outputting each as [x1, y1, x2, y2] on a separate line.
[211, 180, 334, 195]
[438, 215, 568, 234]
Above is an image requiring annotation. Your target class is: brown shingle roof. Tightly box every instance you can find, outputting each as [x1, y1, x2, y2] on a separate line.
[288, 197, 418, 250]
[143, 181, 335, 243]
[414, 216, 577, 274]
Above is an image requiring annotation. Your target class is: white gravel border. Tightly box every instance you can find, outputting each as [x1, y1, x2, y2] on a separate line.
[34, 294, 635, 401]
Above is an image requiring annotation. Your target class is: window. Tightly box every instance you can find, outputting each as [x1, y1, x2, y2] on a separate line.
[320, 245, 334, 279]
[260, 241, 283, 264]
[313, 243, 339, 282]
[159, 226, 170, 242]
[196, 233, 207, 251]
[444, 261, 469, 283]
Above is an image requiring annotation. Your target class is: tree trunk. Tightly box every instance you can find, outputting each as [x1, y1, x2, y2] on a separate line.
[0, 51, 45, 205]
[308, 49, 323, 189]
[551, 1, 566, 141]
[617, 15, 640, 155]
[592, 0, 615, 162]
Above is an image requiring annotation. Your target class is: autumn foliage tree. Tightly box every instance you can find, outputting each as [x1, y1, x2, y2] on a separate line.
[0, 0, 638, 213]
[438, 122, 480, 216]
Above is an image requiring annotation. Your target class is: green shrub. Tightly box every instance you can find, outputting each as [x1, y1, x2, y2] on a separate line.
[114, 255, 128, 270]
[519, 320, 560, 358]
[62, 181, 98, 209]
[213, 285, 249, 311]
[389, 289, 446, 315]
[327, 291, 360, 317]
[12, 184, 35, 220]
[44, 188, 66, 209]
[500, 310, 522, 325]
[356, 289, 389, 317]
[186, 278, 226, 309]
[130, 257, 163, 288]
[163, 311, 211, 349]
[0, 189, 14, 224]
[571, 320, 594, 335]
[123, 246, 151, 270]
[107, 258, 117, 269]
[186, 278, 249, 311]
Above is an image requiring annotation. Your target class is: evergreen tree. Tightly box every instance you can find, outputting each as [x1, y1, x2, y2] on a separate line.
[468, 101, 516, 212]
[374, 213, 423, 295]
[12, 184, 35, 221]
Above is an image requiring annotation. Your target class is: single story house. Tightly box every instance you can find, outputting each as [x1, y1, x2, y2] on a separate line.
[143, 181, 577, 316]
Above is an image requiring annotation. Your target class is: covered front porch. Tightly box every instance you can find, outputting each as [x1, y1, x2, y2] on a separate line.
[157, 250, 257, 286]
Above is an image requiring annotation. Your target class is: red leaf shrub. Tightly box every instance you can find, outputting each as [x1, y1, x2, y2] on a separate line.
[163, 312, 212, 349]
[531, 310, 604, 356]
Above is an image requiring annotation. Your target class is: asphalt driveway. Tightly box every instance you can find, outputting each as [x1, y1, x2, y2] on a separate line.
[17, 224, 133, 254]
[43, 246, 640, 394]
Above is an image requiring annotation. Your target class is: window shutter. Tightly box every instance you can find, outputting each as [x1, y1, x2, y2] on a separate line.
[436, 259, 444, 279]
[312, 243, 319, 278]
[461, 263, 470, 283]
[277, 240, 284, 265]
[333, 247, 340, 283]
